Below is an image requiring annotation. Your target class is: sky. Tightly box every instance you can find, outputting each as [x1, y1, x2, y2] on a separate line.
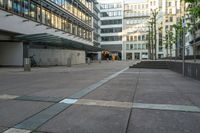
[97, 0, 146, 3]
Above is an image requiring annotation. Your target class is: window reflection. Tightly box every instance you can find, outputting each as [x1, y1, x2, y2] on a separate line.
[0, 0, 92, 41]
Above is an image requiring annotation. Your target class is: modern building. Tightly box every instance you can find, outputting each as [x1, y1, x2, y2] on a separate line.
[98, 0, 123, 60]
[123, 1, 149, 60]
[93, 0, 100, 47]
[0, 0, 101, 66]
[161, 0, 181, 58]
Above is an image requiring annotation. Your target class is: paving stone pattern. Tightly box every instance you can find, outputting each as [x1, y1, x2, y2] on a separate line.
[0, 61, 200, 133]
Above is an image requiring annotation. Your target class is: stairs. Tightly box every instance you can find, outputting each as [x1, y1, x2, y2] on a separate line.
[130, 60, 169, 69]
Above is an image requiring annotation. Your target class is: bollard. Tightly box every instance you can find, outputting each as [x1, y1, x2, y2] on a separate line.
[24, 58, 31, 71]
[67, 57, 71, 67]
[87, 57, 90, 65]
[106, 58, 109, 62]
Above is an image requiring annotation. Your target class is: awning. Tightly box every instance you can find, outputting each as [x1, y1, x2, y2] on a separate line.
[15, 33, 104, 52]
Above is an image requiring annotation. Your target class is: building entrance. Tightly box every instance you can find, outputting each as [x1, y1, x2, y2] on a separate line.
[126, 53, 132, 60]
[134, 53, 140, 60]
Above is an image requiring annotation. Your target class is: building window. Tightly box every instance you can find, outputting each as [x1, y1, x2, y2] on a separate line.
[168, 2, 171, 6]
[101, 36, 122, 41]
[13, 0, 21, 13]
[101, 19, 122, 25]
[142, 35, 145, 41]
[101, 11, 122, 17]
[138, 35, 141, 41]
[126, 44, 129, 50]
[165, 25, 169, 31]
[134, 36, 137, 41]
[0, 0, 92, 41]
[101, 28, 122, 33]
[138, 44, 141, 50]
[126, 36, 129, 41]
[130, 36, 133, 41]
[170, 17, 173, 22]
[130, 44, 133, 49]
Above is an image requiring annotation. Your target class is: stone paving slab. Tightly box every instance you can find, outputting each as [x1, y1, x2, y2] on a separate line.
[0, 62, 200, 133]
[0, 127, 8, 132]
[15, 95, 61, 103]
[37, 105, 130, 133]
[15, 103, 70, 130]
[83, 74, 138, 102]
[127, 109, 200, 133]
[0, 62, 130, 98]
[134, 91, 192, 105]
[0, 100, 52, 127]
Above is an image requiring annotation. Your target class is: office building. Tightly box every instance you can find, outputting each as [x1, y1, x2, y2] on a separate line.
[0, 0, 101, 66]
[123, 1, 149, 60]
[98, 0, 123, 60]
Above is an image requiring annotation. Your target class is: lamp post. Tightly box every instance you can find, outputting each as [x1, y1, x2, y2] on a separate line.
[182, 17, 186, 76]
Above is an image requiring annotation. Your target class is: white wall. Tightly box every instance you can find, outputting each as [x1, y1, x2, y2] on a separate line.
[0, 42, 23, 66]
[28, 49, 86, 66]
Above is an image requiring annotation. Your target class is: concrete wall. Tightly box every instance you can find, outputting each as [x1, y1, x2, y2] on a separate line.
[0, 42, 23, 66]
[28, 49, 86, 66]
[168, 61, 200, 81]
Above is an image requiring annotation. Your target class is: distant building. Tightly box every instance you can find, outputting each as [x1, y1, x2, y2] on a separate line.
[98, 1, 123, 60]
[123, 1, 149, 60]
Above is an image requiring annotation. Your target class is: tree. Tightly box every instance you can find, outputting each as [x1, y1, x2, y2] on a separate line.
[182, 0, 200, 62]
[147, 19, 154, 60]
[172, 19, 184, 59]
[163, 29, 176, 58]
[147, 9, 159, 60]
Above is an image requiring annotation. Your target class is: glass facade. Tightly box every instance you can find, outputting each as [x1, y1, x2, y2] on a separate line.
[0, 0, 92, 41]
[49, 0, 92, 26]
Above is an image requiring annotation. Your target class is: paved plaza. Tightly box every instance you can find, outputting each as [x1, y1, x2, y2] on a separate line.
[0, 61, 200, 133]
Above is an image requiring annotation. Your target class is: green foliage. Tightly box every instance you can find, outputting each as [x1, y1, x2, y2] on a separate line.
[182, 0, 200, 18]
[181, 0, 196, 3]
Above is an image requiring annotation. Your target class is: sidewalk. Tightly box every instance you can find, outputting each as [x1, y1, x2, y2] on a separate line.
[0, 61, 200, 133]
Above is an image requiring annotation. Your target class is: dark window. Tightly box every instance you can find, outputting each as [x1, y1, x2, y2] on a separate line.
[138, 35, 141, 41]
[101, 19, 122, 25]
[101, 28, 122, 33]
[134, 36, 137, 41]
[170, 17, 173, 22]
[101, 36, 122, 41]
[130, 36, 133, 41]
[127, 36, 129, 41]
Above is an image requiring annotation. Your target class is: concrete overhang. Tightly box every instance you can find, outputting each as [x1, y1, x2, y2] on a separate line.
[15, 33, 104, 52]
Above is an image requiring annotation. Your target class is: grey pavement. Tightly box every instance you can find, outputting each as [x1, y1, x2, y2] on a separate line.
[0, 61, 200, 133]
